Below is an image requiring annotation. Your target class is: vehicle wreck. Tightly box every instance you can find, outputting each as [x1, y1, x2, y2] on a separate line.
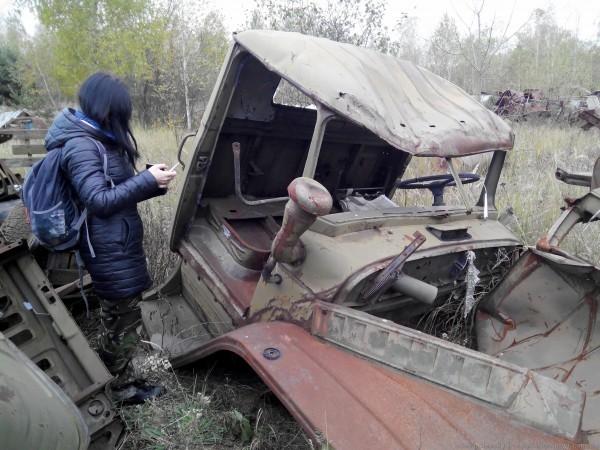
[1, 29, 599, 449]
[491, 88, 600, 125]
[139, 30, 600, 448]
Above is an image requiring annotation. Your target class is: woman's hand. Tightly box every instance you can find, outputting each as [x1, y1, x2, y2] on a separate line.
[148, 164, 177, 189]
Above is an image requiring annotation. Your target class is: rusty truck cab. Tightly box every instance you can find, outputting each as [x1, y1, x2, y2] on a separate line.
[143, 31, 594, 448]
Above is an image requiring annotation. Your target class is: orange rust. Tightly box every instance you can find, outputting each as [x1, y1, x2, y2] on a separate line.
[171, 322, 578, 448]
[536, 235, 552, 252]
[491, 317, 516, 342]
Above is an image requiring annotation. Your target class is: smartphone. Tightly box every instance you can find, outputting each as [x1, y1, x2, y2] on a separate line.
[146, 162, 180, 171]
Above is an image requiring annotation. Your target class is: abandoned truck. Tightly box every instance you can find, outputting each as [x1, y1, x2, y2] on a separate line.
[1, 29, 598, 449]
[138, 30, 600, 448]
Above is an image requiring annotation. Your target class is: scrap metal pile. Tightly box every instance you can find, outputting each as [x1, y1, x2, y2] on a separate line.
[485, 88, 600, 126]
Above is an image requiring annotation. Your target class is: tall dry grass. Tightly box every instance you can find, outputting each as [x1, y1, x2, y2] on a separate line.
[133, 126, 185, 286]
[497, 121, 600, 263]
[397, 121, 600, 263]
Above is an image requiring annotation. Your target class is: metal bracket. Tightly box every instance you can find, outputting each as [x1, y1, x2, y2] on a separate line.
[446, 157, 473, 213]
[196, 156, 208, 172]
[361, 231, 426, 304]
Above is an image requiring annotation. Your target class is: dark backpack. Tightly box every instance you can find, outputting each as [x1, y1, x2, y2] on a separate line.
[22, 137, 113, 314]
[22, 137, 112, 251]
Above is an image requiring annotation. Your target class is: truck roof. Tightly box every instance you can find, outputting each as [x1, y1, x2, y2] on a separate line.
[235, 30, 514, 157]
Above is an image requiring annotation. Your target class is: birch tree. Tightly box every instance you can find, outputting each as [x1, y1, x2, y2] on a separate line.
[249, 0, 392, 51]
[450, 0, 530, 94]
[166, 4, 228, 130]
[426, 13, 461, 83]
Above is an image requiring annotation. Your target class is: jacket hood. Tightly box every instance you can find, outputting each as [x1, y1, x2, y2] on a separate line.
[45, 108, 109, 151]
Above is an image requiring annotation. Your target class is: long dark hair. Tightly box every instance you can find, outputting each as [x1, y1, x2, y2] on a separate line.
[77, 72, 140, 163]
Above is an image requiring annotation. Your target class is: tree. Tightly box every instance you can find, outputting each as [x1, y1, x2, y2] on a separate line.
[440, 0, 530, 95]
[23, 0, 169, 98]
[506, 9, 600, 97]
[248, 0, 392, 52]
[165, 5, 229, 130]
[426, 13, 461, 83]
[0, 44, 23, 105]
[384, 14, 422, 63]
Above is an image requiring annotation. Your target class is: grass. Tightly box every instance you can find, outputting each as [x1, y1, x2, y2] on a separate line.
[134, 127, 183, 285]
[498, 121, 600, 263]
[117, 351, 312, 450]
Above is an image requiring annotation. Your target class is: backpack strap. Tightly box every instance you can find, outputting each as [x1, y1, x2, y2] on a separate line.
[87, 138, 115, 188]
[74, 249, 90, 317]
[76, 138, 114, 316]
[78, 138, 113, 258]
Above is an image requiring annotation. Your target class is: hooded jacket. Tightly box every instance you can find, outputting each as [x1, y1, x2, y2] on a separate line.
[45, 108, 162, 299]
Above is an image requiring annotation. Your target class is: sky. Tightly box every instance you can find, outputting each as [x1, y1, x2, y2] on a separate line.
[1, 0, 599, 42]
[217, 0, 600, 42]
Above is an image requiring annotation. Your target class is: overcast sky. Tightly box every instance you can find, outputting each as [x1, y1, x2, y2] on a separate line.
[1, 0, 599, 42]
[218, 0, 600, 42]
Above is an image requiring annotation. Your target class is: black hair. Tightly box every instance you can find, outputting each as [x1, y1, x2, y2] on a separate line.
[77, 72, 140, 163]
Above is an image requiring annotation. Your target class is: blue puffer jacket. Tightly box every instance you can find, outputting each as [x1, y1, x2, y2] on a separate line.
[45, 108, 162, 299]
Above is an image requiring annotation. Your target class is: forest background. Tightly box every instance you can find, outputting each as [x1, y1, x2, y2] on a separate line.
[1, 0, 599, 131]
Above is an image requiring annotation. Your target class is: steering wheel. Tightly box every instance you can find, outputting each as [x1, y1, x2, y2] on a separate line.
[396, 173, 480, 206]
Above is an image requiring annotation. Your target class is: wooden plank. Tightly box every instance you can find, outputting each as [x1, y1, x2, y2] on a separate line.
[12, 144, 47, 155]
[0, 129, 47, 140]
[579, 110, 600, 131]
[54, 274, 92, 297]
[0, 157, 43, 168]
[47, 269, 82, 287]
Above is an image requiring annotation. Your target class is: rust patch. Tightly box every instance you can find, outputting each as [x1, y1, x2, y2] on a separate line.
[561, 291, 598, 383]
[247, 293, 314, 328]
[491, 314, 516, 342]
[172, 321, 576, 447]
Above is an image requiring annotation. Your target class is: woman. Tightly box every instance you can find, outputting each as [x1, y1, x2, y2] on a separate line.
[45, 72, 176, 404]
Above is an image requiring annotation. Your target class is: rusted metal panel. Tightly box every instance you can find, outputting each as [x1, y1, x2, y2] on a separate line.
[0, 128, 47, 140]
[494, 89, 558, 119]
[0, 242, 120, 440]
[0, 156, 43, 168]
[11, 143, 47, 155]
[312, 300, 584, 440]
[172, 321, 578, 448]
[248, 215, 521, 325]
[179, 239, 251, 321]
[477, 249, 600, 445]
[539, 189, 600, 249]
[0, 332, 89, 450]
[234, 30, 514, 157]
